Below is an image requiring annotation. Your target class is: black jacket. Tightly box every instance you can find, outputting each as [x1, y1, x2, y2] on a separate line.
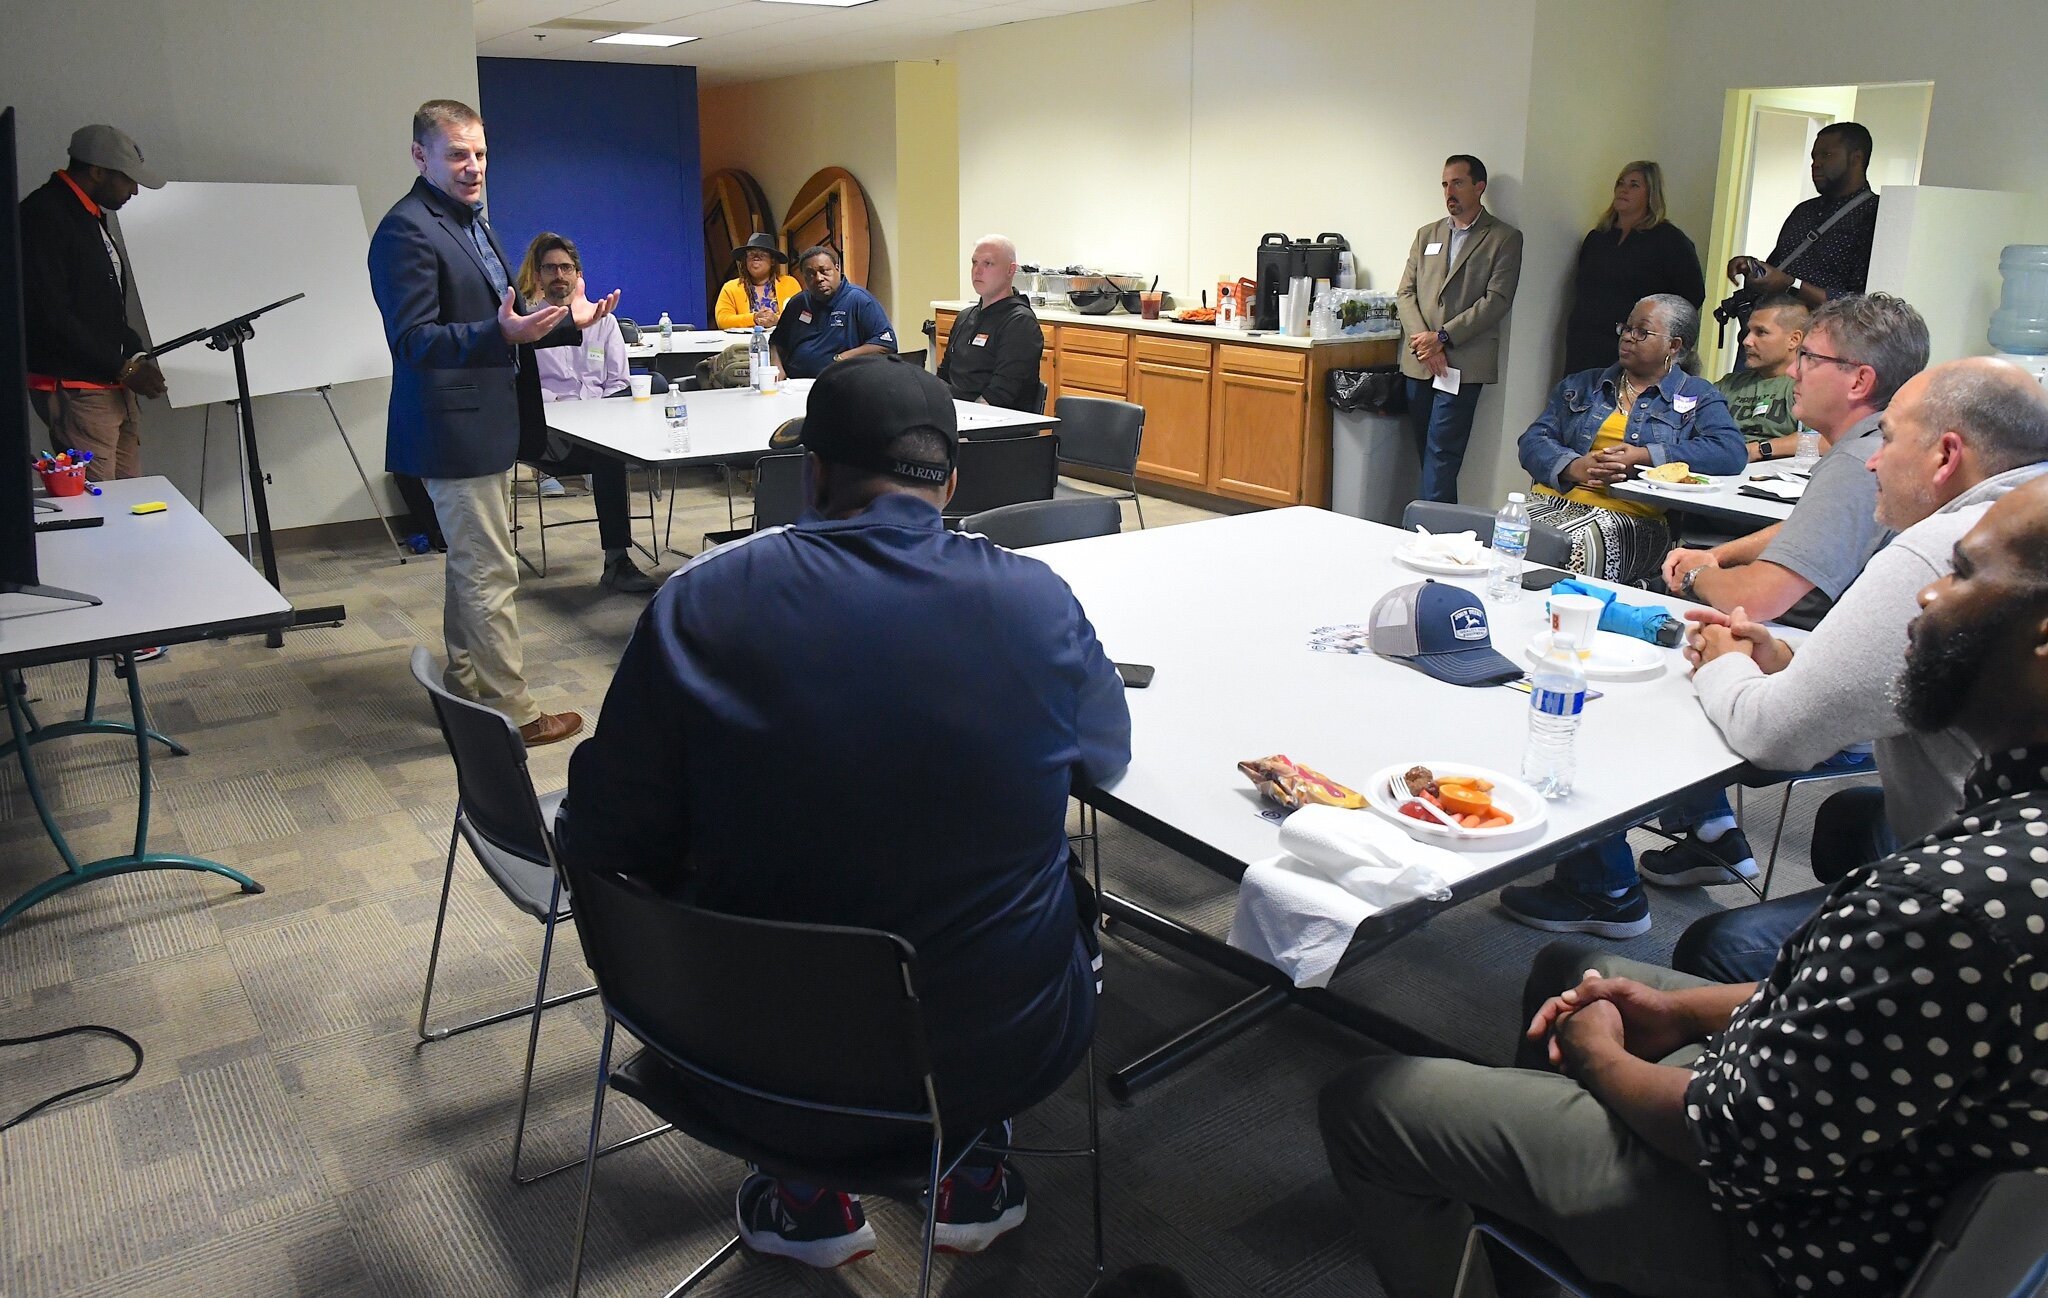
[1561, 221, 1705, 378]
[937, 291, 1044, 412]
[20, 172, 144, 384]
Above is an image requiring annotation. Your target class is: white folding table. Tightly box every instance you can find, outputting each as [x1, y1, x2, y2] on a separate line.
[0, 478, 294, 928]
[1030, 507, 1749, 1093]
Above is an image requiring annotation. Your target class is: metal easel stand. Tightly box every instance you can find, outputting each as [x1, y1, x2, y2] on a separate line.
[199, 388, 409, 564]
[0, 654, 261, 931]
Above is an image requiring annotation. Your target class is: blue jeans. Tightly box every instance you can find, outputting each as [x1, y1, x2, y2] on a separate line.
[1405, 378, 1485, 503]
[1554, 748, 1877, 895]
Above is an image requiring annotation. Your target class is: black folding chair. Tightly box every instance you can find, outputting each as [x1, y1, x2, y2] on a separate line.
[1052, 396, 1146, 528]
[558, 854, 1103, 1298]
[962, 496, 1121, 549]
[1399, 500, 1574, 570]
[408, 647, 668, 1183]
[946, 433, 1060, 520]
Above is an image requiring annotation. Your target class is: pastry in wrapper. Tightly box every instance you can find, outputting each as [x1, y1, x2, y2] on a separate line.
[1644, 461, 1694, 483]
[1237, 754, 1365, 810]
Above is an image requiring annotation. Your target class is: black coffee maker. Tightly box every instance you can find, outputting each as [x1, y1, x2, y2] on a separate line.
[1253, 232, 1350, 330]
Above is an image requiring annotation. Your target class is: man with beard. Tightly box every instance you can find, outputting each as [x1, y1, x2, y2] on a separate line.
[1722, 121, 1879, 314]
[1317, 472, 2048, 1298]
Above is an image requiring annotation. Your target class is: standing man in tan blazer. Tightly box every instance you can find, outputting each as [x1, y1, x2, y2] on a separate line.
[1396, 154, 1524, 503]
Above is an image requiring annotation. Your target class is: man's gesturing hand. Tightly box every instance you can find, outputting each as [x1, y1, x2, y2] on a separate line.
[568, 275, 621, 330]
[499, 288, 568, 344]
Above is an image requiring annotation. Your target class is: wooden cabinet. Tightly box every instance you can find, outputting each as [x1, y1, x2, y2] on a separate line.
[1129, 337, 1213, 485]
[931, 302, 1394, 507]
[933, 308, 955, 369]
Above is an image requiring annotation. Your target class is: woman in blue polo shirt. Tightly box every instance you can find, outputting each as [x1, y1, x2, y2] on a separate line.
[769, 244, 897, 378]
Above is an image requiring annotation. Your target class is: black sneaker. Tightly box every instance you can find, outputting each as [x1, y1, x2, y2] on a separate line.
[934, 1163, 1028, 1254]
[1640, 829, 1758, 887]
[1498, 882, 1651, 938]
[599, 553, 660, 594]
[735, 1174, 876, 1268]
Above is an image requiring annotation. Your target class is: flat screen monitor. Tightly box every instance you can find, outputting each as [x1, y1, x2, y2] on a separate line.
[1, 106, 36, 590]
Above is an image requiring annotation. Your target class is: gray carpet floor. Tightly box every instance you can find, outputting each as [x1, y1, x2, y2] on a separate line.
[0, 472, 1857, 1297]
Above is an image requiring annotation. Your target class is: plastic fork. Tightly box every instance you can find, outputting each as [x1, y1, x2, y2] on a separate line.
[1386, 773, 1473, 837]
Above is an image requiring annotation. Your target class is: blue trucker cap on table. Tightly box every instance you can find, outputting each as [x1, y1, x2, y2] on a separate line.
[1368, 579, 1522, 686]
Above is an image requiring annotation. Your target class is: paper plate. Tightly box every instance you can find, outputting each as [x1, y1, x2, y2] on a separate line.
[1524, 629, 1667, 682]
[1638, 477, 1720, 493]
[1392, 544, 1489, 576]
[1364, 760, 1548, 850]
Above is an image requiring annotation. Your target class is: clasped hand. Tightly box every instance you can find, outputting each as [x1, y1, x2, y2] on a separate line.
[1565, 444, 1646, 487]
[1682, 606, 1790, 674]
[1527, 970, 1694, 1073]
[498, 274, 622, 344]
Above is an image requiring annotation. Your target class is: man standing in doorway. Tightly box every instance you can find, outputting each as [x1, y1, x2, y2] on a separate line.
[1396, 154, 1524, 503]
[1723, 121, 1880, 314]
[20, 125, 169, 480]
[368, 99, 620, 746]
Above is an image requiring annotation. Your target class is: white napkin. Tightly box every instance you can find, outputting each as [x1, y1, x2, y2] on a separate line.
[1227, 805, 1468, 988]
[1403, 526, 1487, 566]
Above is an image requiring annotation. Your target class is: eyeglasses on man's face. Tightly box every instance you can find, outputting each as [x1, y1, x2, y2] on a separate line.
[1794, 345, 1864, 371]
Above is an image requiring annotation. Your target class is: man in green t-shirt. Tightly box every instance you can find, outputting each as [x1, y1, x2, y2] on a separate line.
[1715, 293, 1808, 462]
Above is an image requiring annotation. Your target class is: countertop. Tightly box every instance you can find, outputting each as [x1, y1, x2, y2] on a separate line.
[932, 300, 1393, 350]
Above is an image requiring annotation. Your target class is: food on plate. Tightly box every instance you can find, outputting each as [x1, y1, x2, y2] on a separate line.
[1395, 765, 1514, 829]
[1172, 306, 1218, 323]
[1643, 461, 1709, 486]
[1238, 754, 1365, 810]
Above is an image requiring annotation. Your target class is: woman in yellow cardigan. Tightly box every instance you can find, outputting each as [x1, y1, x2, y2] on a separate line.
[715, 232, 801, 330]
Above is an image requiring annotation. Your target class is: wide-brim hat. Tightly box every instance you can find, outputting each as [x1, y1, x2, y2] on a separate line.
[732, 232, 787, 264]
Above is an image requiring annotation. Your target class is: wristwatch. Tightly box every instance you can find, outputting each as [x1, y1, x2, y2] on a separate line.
[1758, 441, 1776, 461]
[1436, 328, 1451, 352]
[1790, 277, 1804, 295]
[1679, 564, 1710, 598]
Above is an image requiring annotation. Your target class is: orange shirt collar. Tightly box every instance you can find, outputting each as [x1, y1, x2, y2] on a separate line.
[56, 170, 103, 219]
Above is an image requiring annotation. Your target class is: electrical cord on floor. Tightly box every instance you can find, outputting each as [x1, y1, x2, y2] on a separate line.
[0, 1025, 144, 1134]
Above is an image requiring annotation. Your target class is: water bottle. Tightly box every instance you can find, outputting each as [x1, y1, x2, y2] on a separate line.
[663, 386, 688, 454]
[658, 311, 673, 351]
[1792, 426, 1822, 473]
[1523, 631, 1588, 798]
[750, 325, 772, 393]
[1487, 492, 1530, 602]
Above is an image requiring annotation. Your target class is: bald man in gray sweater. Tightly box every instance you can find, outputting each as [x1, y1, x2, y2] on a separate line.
[1683, 356, 2048, 843]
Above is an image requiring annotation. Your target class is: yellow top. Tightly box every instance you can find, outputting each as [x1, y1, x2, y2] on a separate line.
[715, 274, 801, 330]
[1532, 407, 1664, 519]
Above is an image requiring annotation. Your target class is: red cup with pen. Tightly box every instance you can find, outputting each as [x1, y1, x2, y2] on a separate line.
[32, 448, 95, 497]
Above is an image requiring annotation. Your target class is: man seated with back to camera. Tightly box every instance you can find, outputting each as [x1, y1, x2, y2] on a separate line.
[1322, 472, 2048, 1298]
[559, 357, 1129, 1269]
[1662, 292, 1929, 630]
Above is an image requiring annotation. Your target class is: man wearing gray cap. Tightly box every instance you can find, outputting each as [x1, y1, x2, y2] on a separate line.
[20, 125, 168, 480]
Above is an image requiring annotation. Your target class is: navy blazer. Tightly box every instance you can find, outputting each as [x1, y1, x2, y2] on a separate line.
[368, 177, 576, 479]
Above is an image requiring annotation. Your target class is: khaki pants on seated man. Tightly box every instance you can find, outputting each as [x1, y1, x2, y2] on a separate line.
[1318, 944, 1775, 1298]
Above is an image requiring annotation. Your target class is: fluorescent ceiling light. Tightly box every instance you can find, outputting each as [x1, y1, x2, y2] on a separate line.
[592, 32, 697, 46]
[756, 0, 878, 7]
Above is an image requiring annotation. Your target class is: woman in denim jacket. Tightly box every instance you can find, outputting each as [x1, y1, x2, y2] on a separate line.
[1518, 293, 1745, 584]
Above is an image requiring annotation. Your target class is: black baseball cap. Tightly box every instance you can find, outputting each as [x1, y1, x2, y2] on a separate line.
[1369, 580, 1521, 686]
[777, 355, 958, 485]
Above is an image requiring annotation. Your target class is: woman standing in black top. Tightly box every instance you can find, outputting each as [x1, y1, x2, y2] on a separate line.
[1561, 162, 1705, 377]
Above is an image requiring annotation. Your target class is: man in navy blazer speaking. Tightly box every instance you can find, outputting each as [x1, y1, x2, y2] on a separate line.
[369, 99, 619, 747]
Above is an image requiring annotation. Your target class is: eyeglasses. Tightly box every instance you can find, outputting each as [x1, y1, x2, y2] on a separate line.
[1615, 324, 1671, 342]
[538, 262, 578, 275]
[1795, 345, 1866, 371]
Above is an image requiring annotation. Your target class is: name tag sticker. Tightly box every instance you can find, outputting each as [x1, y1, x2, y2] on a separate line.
[972, 333, 990, 347]
[1754, 401, 1771, 415]
[1425, 242, 1443, 255]
[799, 311, 813, 324]
[586, 347, 605, 366]
[1673, 395, 1698, 413]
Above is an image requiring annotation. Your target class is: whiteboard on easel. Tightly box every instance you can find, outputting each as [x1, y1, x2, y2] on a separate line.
[116, 181, 391, 408]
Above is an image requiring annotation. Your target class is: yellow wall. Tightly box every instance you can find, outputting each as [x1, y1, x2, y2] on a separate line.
[700, 60, 957, 335]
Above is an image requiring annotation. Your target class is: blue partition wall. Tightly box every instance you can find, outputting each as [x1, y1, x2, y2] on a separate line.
[477, 58, 704, 327]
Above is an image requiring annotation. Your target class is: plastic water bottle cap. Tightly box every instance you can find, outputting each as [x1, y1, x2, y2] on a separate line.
[1507, 492, 1525, 503]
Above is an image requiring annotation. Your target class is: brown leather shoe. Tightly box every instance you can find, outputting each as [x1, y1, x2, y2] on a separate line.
[518, 710, 584, 746]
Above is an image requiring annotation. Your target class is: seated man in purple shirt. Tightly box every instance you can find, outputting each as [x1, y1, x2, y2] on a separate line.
[512, 231, 656, 594]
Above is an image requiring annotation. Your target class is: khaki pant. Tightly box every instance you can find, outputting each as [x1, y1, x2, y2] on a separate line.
[30, 387, 140, 480]
[1318, 950, 1778, 1298]
[423, 473, 539, 728]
